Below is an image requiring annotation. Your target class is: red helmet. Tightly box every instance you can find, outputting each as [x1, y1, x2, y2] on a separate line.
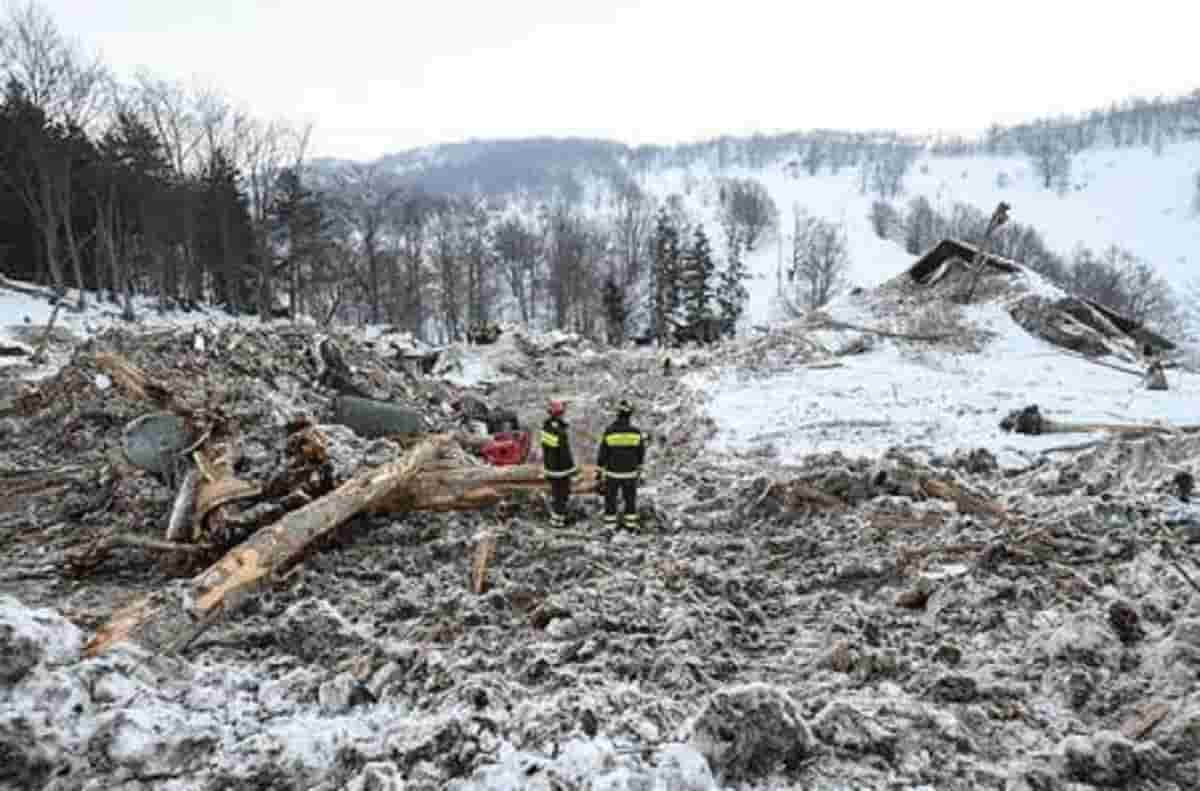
[548, 400, 565, 416]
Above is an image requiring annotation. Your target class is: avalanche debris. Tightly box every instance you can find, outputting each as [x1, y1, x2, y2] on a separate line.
[4, 276, 1200, 790]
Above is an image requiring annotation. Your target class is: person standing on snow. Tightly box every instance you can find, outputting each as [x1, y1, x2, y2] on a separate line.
[540, 400, 576, 527]
[597, 398, 646, 530]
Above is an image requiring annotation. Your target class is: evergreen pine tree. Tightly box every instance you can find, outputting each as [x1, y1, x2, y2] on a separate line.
[716, 225, 750, 337]
[649, 206, 681, 345]
[601, 273, 626, 346]
[271, 167, 329, 318]
[682, 224, 715, 327]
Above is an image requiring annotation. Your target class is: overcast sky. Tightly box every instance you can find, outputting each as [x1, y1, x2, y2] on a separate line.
[35, 0, 1200, 161]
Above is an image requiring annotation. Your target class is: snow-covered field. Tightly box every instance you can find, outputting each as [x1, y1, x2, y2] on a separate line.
[689, 297, 1200, 469]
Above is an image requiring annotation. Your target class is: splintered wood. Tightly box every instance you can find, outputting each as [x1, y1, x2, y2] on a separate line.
[83, 439, 443, 658]
[921, 478, 1009, 521]
[472, 530, 497, 594]
[93, 352, 180, 411]
[1119, 702, 1171, 741]
[193, 438, 261, 541]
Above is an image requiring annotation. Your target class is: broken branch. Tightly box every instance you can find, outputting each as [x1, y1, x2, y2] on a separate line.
[83, 438, 445, 658]
[815, 318, 954, 343]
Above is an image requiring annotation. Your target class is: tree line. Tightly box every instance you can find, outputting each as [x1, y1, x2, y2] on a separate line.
[0, 2, 762, 346]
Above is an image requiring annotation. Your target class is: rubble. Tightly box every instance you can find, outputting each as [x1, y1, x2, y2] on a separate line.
[687, 683, 813, 783]
[5, 295, 1200, 790]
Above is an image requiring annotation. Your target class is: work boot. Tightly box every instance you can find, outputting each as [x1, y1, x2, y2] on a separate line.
[602, 513, 618, 531]
[622, 513, 641, 531]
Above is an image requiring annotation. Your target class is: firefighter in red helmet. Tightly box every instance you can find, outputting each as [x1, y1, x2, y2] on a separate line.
[540, 399, 576, 527]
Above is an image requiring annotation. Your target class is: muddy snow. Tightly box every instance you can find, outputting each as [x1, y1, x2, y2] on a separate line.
[4, 265, 1200, 790]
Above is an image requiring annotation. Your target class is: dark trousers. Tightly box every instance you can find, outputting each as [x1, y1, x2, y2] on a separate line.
[603, 478, 639, 528]
[549, 476, 570, 525]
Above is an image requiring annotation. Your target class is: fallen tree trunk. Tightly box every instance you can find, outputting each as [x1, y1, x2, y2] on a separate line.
[1000, 404, 1200, 437]
[83, 438, 444, 658]
[0, 274, 60, 300]
[28, 301, 62, 366]
[377, 463, 602, 512]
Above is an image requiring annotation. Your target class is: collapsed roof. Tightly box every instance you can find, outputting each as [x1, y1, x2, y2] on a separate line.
[908, 238, 1175, 358]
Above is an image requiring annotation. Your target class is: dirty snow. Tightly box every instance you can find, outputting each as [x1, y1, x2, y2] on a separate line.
[0, 280, 249, 380]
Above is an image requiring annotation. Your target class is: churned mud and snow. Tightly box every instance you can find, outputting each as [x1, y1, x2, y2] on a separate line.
[6, 247, 1200, 791]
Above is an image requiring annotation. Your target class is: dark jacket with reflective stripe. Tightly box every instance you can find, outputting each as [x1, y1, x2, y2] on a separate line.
[597, 416, 645, 478]
[540, 417, 576, 477]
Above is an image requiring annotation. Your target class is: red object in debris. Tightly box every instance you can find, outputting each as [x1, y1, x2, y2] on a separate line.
[480, 431, 531, 466]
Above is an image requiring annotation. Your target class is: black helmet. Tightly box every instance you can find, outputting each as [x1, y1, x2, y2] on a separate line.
[616, 398, 634, 415]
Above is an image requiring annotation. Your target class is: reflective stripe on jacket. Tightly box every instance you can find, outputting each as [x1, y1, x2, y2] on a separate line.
[541, 416, 576, 477]
[596, 417, 645, 478]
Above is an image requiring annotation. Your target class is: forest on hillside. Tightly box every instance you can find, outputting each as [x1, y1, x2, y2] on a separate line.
[2, 0, 1198, 344]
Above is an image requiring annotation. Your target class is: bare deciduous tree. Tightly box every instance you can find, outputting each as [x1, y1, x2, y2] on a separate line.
[494, 214, 540, 324]
[785, 208, 851, 313]
[0, 1, 107, 130]
[1024, 122, 1072, 191]
[0, 1, 107, 302]
[868, 199, 900, 241]
[331, 161, 404, 324]
[717, 177, 777, 252]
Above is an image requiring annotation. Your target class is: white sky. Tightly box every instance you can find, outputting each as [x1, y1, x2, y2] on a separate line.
[35, 0, 1200, 161]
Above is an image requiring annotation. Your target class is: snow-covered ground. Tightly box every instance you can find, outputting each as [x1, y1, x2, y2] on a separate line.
[688, 294, 1200, 469]
[0, 284, 285, 380]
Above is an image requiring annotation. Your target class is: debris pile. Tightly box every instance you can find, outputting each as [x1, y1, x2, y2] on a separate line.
[4, 300, 1200, 789]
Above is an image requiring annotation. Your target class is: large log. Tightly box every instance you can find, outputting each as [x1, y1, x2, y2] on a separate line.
[83, 438, 443, 657]
[376, 463, 601, 512]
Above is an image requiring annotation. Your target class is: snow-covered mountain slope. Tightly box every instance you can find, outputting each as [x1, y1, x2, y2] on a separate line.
[622, 140, 1200, 326]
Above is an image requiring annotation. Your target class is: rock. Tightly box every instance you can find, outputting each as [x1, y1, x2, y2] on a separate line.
[895, 577, 934, 609]
[687, 683, 812, 783]
[1108, 600, 1145, 644]
[0, 595, 82, 685]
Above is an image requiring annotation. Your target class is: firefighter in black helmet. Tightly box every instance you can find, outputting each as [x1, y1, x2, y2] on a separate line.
[541, 399, 576, 527]
[597, 398, 646, 530]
